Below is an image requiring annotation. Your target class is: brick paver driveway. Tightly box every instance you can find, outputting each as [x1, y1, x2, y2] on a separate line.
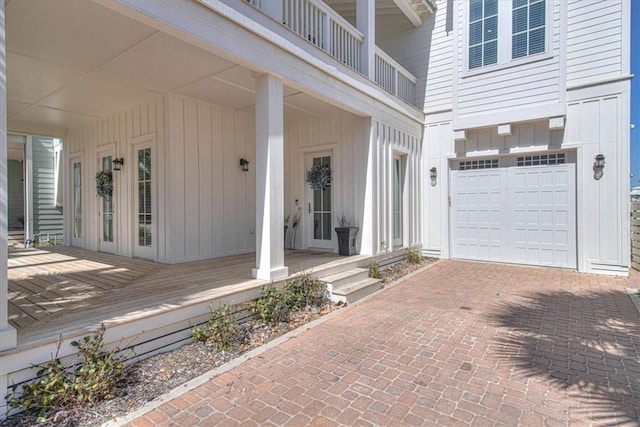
[127, 261, 640, 426]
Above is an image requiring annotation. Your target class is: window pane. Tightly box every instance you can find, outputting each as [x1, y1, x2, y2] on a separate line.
[529, 1, 545, 28]
[512, 32, 528, 58]
[484, 16, 498, 41]
[322, 213, 331, 240]
[470, 21, 483, 45]
[529, 27, 545, 54]
[485, 0, 498, 16]
[314, 213, 321, 239]
[469, 45, 483, 69]
[323, 187, 331, 211]
[484, 40, 498, 65]
[470, 0, 483, 21]
[513, 7, 528, 33]
[513, 0, 527, 8]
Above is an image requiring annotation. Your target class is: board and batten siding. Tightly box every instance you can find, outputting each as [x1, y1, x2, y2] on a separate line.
[30, 137, 63, 237]
[284, 111, 368, 252]
[453, 0, 562, 125]
[167, 94, 255, 263]
[566, 93, 629, 274]
[65, 97, 165, 258]
[372, 120, 421, 253]
[566, 0, 624, 88]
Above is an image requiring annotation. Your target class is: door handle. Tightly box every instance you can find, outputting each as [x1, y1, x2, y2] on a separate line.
[308, 203, 311, 214]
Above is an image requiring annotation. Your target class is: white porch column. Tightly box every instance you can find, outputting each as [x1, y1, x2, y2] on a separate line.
[0, 0, 17, 352]
[356, 0, 375, 79]
[252, 74, 289, 281]
[360, 118, 376, 256]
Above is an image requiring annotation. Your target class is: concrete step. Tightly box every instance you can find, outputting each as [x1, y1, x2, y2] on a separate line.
[322, 267, 369, 290]
[329, 277, 383, 304]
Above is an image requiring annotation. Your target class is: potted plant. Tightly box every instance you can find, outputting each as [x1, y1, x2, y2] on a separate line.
[335, 215, 358, 256]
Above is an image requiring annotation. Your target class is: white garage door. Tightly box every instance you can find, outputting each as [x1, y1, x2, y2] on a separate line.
[450, 163, 576, 268]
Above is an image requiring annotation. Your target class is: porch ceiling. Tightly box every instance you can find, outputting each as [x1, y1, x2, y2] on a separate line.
[6, 0, 339, 138]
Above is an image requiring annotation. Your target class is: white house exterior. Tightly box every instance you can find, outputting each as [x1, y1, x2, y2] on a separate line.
[0, 0, 631, 413]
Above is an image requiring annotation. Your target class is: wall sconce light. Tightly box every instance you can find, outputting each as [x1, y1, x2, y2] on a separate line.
[240, 158, 250, 172]
[112, 158, 124, 171]
[430, 167, 437, 186]
[593, 154, 605, 180]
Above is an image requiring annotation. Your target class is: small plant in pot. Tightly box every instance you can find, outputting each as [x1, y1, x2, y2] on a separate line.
[335, 215, 358, 256]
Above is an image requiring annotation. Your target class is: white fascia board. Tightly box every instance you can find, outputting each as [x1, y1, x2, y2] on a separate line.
[106, 0, 423, 134]
[453, 103, 566, 131]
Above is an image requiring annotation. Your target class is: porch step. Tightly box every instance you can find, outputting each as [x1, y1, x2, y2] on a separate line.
[330, 278, 383, 304]
[322, 267, 369, 291]
[321, 267, 382, 304]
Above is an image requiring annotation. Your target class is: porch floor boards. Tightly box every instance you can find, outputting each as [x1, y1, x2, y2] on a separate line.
[8, 247, 345, 347]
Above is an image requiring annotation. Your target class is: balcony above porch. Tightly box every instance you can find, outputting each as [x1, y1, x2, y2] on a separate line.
[240, 0, 433, 107]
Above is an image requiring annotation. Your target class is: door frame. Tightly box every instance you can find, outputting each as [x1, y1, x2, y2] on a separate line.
[96, 144, 116, 254]
[130, 134, 156, 260]
[390, 150, 408, 250]
[303, 150, 335, 250]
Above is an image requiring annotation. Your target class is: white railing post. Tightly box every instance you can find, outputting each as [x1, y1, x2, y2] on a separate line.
[356, 0, 375, 78]
[322, 12, 330, 51]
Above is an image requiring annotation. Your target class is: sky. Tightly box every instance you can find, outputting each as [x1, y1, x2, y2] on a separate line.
[630, 0, 639, 188]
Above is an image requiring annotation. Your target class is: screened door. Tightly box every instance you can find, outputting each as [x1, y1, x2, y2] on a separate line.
[306, 153, 333, 250]
[134, 144, 153, 259]
[98, 153, 115, 253]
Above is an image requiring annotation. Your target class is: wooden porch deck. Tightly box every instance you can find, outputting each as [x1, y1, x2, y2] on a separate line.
[8, 247, 349, 347]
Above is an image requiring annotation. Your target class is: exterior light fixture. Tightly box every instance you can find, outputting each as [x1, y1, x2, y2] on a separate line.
[430, 167, 437, 186]
[240, 158, 250, 172]
[112, 158, 124, 171]
[593, 154, 605, 180]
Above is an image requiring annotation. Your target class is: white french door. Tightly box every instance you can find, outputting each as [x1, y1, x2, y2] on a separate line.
[392, 154, 404, 248]
[97, 149, 115, 253]
[71, 158, 83, 247]
[306, 152, 333, 250]
[133, 142, 153, 259]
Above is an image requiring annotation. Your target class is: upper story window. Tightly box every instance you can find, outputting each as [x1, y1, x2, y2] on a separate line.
[468, 0, 547, 71]
[512, 0, 546, 59]
[469, 0, 498, 69]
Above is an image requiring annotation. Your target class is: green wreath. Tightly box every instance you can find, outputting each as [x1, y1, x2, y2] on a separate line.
[95, 170, 113, 198]
[306, 163, 331, 191]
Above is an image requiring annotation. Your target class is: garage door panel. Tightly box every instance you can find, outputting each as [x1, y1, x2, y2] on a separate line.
[451, 164, 576, 268]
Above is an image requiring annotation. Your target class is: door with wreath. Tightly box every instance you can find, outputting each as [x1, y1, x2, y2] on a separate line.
[305, 152, 333, 250]
[96, 148, 115, 254]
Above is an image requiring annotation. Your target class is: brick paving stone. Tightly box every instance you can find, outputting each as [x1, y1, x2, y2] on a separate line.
[124, 261, 640, 427]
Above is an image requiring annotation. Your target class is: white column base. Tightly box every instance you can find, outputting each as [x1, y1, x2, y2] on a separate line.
[0, 326, 17, 353]
[252, 266, 289, 281]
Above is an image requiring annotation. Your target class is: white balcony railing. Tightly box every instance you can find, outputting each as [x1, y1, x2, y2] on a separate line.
[374, 47, 417, 106]
[247, 0, 417, 106]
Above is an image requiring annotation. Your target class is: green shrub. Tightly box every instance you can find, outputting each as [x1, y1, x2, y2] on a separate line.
[192, 302, 239, 350]
[283, 274, 328, 310]
[250, 285, 291, 325]
[407, 250, 421, 264]
[369, 261, 381, 279]
[5, 325, 125, 422]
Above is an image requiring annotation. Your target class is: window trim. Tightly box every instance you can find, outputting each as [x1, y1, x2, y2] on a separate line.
[462, 0, 554, 76]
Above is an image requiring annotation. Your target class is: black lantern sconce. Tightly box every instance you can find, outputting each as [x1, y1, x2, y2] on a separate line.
[430, 167, 437, 186]
[240, 158, 250, 172]
[593, 154, 605, 180]
[112, 158, 124, 171]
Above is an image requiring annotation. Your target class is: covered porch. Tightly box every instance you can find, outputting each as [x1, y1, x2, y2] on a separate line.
[8, 247, 355, 349]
